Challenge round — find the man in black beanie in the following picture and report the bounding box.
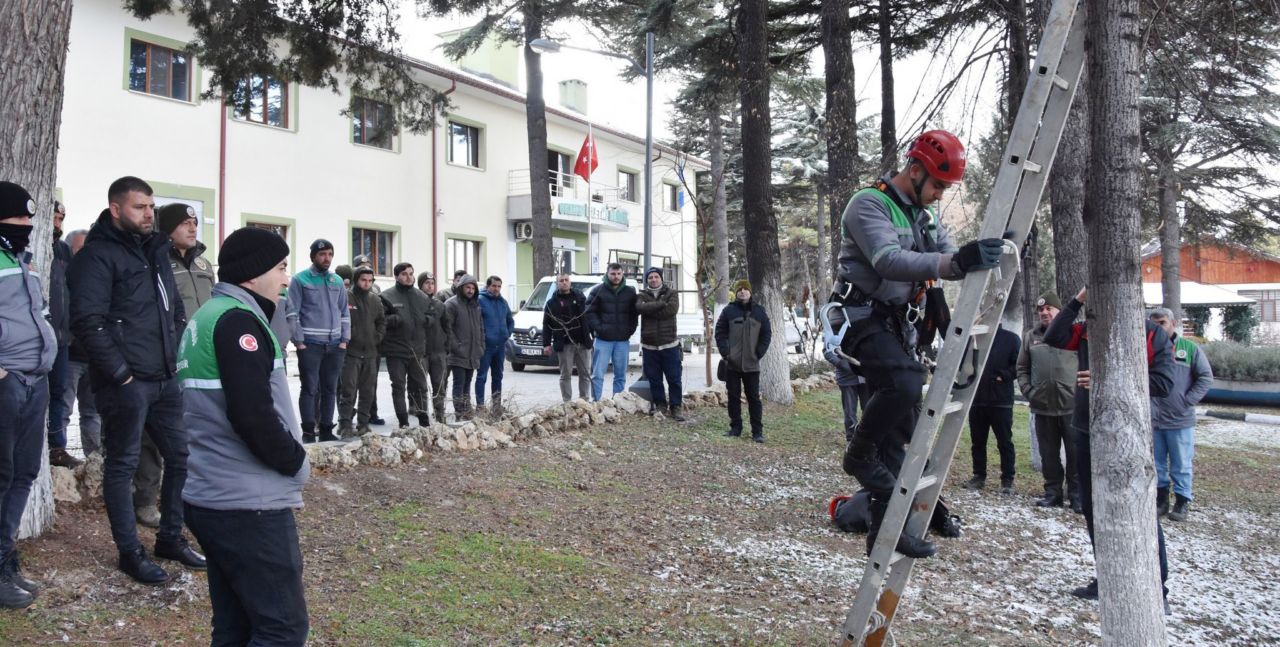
[285,239,349,442]
[179,226,310,646]
[70,176,205,585]
[0,181,57,609]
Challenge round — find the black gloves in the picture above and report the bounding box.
[955,238,1005,273]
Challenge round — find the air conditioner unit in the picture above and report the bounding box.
[515,222,534,240]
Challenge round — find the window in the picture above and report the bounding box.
[448,121,481,167]
[233,75,288,128]
[448,238,482,278]
[548,150,573,197]
[128,39,191,101]
[352,97,394,149]
[352,227,395,275]
[1242,289,1279,322]
[665,184,682,212]
[247,221,288,241]
[618,170,638,202]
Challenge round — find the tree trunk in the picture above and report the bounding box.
[0,0,75,539]
[1157,161,1181,320]
[815,183,829,293]
[738,0,793,404]
[878,0,896,176]
[1051,75,1090,298]
[710,112,730,306]
[524,6,554,282]
[822,0,857,277]
[1085,0,1169,643]
[1021,223,1039,326]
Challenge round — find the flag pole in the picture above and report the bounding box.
[586,118,594,273]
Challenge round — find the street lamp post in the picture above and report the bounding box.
[529,33,655,272]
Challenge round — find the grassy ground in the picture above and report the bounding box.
[2,390,1276,645]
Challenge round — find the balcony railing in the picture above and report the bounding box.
[508,169,630,228]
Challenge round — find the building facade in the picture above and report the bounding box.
[55,0,704,309]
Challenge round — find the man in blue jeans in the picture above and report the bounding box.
[1147,307,1213,521]
[475,276,513,413]
[0,181,58,608]
[586,263,638,401]
[287,239,350,443]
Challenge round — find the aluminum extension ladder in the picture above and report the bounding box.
[839,0,1087,644]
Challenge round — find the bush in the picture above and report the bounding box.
[1184,305,1211,337]
[1222,305,1259,345]
[1200,341,1280,382]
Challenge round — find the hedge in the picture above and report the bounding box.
[1199,341,1280,383]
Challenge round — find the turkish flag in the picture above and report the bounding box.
[573,133,598,182]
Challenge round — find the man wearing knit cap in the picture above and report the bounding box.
[636,267,687,421]
[70,176,204,585]
[334,264,353,290]
[380,262,434,428]
[179,226,310,646]
[0,181,57,608]
[714,279,771,442]
[286,239,349,442]
[337,267,385,437]
[1016,290,1080,511]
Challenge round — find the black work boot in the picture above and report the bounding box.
[0,576,33,609]
[317,424,340,442]
[1034,492,1064,508]
[337,422,355,439]
[842,438,897,493]
[866,500,936,559]
[119,546,171,585]
[961,476,985,490]
[155,537,207,570]
[2,552,38,595]
[301,422,317,444]
[669,406,688,422]
[417,412,432,428]
[1071,578,1098,600]
[1168,494,1190,521]
[1156,487,1170,517]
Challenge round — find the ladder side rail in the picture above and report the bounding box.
[839,1,1086,643]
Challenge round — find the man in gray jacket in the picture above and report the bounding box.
[287,239,350,442]
[1148,308,1213,521]
[445,274,484,420]
[178,227,309,646]
[1017,291,1081,511]
[0,181,57,609]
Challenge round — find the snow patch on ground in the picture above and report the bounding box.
[1196,417,1280,452]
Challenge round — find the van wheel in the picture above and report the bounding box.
[513,363,526,372]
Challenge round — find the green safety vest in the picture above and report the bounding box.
[177,295,283,390]
[1172,336,1197,366]
[852,187,941,244]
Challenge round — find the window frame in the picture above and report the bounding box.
[350,95,397,151]
[231,75,293,130]
[446,234,486,279]
[348,221,401,277]
[617,168,639,204]
[664,183,682,212]
[446,118,485,170]
[123,28,200,104]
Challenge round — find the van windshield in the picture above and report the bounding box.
[523,281,597,310]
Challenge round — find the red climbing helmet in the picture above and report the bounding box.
[906,129,967,184]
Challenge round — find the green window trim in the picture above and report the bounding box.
[241,213,297,271]
[149,181,218,258]
[122,27,203,105]
[347,220,403,277]
[444,114,486,170]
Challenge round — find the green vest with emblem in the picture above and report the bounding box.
[178,296,283,389]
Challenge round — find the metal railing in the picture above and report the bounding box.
[507,169,625,204]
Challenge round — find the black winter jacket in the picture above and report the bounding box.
[636,285,679,347]
[69,213,185,386]
[1043,297,1175,432]
[542,288,592,351]
[49,238,72,347]
[715,299,771,373]
[380,283,435,359]
[973,326,1020,406]
[585,279,638,342]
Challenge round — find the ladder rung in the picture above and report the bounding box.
[889,551,908,566]
[970,324,990,335]
[1024,160,1043,173]
[943,400,964,415]
[915,474,938,491]
[1052,74,1070,90]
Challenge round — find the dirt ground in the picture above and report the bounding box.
[2,390,1277,646]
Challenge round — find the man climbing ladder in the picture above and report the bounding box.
[833,129,1006,559]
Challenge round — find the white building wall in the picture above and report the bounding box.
[56,0,703,308]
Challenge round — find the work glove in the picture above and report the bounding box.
[954,238,1005,273]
